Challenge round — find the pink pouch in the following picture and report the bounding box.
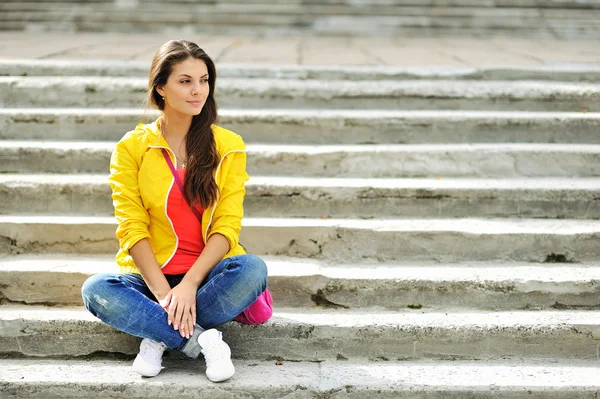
[233,288,273,325]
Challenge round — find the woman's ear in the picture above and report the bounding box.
[156,86,165,97]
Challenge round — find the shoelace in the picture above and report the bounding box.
[142,341,165,360]
[201,342,227,362]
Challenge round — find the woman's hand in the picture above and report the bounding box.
[159,280,198,339]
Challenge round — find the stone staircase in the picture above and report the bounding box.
[2,0,600,38]
[1,59,600,397]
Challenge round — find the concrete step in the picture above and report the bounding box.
[1,215,598,263]
[3,305,600,360]
[0,3,568,15]
[1,0,107,3]
[2,108,599,144]
[172,0,600,8]
[3,4,598,19]
[2,254,600,310]
[1,77,598,111]
[2,0,600,8]
[1,7,599,39]
[5,21,594,40]
[4,1,600,13]
[2,174,600,219]
[4,141,600,178]
[3,59,600,82]
[2,358,600,399]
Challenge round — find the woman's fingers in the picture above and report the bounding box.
[192,303,196,327]
[178,304,189,338]
[186,309,194,339]
[167,299,177,328]
[165,283,198,339]
[179,305,195,339]
[173,300,185,333]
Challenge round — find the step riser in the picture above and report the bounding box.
[1,78,598,111]
[1,382,598,399]
[2,221,599,263]
[3,19,600,41]
[3,384,598,399]
[3,3,600,14]
[3,61,600,82]
[4,147,600,178]
[2,270,600,311]
[1,0,599,7]
[2,111,599,144]
[3,181,600,219]
[3,360,600,399]
[2,316,599,361]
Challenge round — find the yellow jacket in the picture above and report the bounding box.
[108,120,249,274]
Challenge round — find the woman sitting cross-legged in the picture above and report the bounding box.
[81,39,271,382]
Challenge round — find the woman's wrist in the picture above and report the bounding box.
[153,289,170,302]
[181,272,205,289]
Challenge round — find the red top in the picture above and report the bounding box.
[161,168,205,275]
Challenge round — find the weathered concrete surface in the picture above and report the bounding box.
[1,216,600,262]
[2,254,600,311]
[4,142,600,178]
[3,306,600,360]
[0,358,321,399]
[1,77,599,111]
[1,32,600,67]
[0,216,119,255]
[244,176,600,219]
[2,3,600,39]
[2,174,600,219]
[2,358,600,399]
[246,144,600,178]
[2,109,599,144]
[2,59,600,82]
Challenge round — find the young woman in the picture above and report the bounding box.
[81,39,269,382]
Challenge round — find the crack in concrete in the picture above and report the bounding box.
[213,40,239,63]
[552,302,600,310]
[544,253,577,263]
[310,289,349,309]
[296,38,304,66]
[6,238,116,254]
[0,296,68,307]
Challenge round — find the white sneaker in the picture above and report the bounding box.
[198,329,235,382]
[132,338,167,377]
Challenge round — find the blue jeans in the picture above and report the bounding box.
[81,254,267,358]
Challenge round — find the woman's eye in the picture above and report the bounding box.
[180,78,208,84]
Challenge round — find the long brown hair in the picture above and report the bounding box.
[146,39,219,209]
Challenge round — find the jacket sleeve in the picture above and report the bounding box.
[207,147,250,252]
[108,134,151,252]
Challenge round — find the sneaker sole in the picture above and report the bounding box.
[206,365,235,383]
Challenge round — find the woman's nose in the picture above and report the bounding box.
[191,82,200,95]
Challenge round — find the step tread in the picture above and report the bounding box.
[3,75,600,91]
[4,140,600,153]
[3,173,600,190]
[4,305,600,327]
[2,253,600,281]
[2,58,600,80]
[1,215,599,233]
[2,357,600,394]
[2,107,599,119]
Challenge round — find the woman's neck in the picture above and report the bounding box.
[161,109,192,140]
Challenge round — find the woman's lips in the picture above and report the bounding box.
[187,101,202,106]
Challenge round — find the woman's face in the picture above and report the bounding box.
[157,57,210,116]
